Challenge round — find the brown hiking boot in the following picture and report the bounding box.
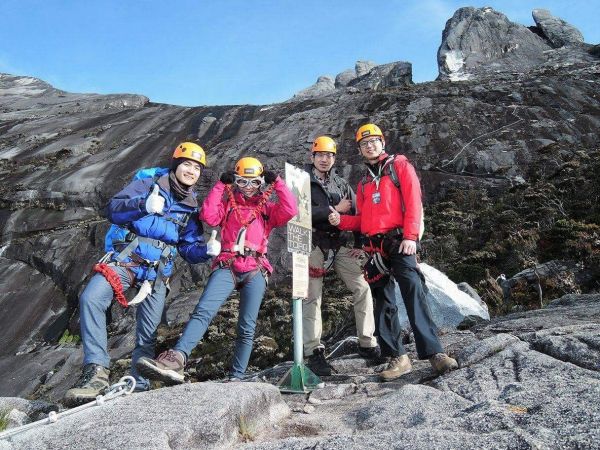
[136,349,186,385]
[429,353,458,374]
[64,364,110,406]
[380,354,412,381]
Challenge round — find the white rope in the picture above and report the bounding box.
[0,376,136,441]
[325,336,358,359]
[440,105,524,168]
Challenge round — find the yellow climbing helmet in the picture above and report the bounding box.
[312,136,337,154]
[355,124,384,143]
[235,157,263,177]
[172,142,206,166]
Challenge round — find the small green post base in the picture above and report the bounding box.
[277,363,323,393]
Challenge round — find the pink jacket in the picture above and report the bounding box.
[200,176,297,274]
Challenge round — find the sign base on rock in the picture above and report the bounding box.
[277,363,323,394]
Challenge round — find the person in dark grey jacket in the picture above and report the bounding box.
[303,136,378,376]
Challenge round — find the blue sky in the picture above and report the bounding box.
[1,1,598,106]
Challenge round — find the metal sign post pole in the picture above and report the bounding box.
[292,297,304,366]
[277,163,323,393]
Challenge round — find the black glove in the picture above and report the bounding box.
[263,170,278,184]
[220,171,235,184]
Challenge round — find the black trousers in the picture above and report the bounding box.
[370,252,443,359]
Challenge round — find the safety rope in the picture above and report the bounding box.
[0,376,136,441]
[93,263,129,307]
[224,184,274,229]
[325,336,359,359]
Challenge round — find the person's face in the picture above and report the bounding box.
[358,137,384,162]
[311,151,336,173]
[235,175,262,197]
[175,159,202,186]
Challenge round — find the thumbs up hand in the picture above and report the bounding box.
[328,205,341,226]
[334,196,352,214]
[145,184,165,215]
[206,229,222,256]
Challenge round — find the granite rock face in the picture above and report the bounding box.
[295,60,407,98]
[291,75,335,100]
[347,61,412,90]
[2,382,290,449]
[438,7,551,80]
[532,8,585,48]
[437,7,595,81]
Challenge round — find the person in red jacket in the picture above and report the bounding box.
[328,123,457,380]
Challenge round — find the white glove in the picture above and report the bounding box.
[145,184,165,215]
[206,230,221,256]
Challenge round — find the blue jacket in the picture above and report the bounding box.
[106,173,210,281]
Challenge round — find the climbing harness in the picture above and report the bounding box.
[93,263,130,307]
[0,376,136,441]
[209,185,275,290]
[363,252,391,286]
[308,248,337,279]
[96,233,175,307]
[224,184,274,255]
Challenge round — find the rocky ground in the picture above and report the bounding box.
[1,293,598,449]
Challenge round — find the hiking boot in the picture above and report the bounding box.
[357,345,381,360]
[136,349,186,385]
[223,376,242,383]
[380,354,412,381]
[306,348,334,377]
[429,353,458,374]
[64,364,110,406]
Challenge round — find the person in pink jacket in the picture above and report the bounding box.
[137,156,297,383]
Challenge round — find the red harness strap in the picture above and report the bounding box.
[309,266,327,278]
[363,239,388,257]
[364,271,387,284]
[93,263,129,307]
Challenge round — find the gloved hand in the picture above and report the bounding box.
[220,171,235,184]
[206,230,221,256]
[263,170,278,184]
[145,184,165,215]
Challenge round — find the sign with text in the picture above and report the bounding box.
[285,163,311,255]
[292,252,309,298]
[286,163,311,299]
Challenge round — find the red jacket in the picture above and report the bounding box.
[338,153,423,240]
[200,177,297,274]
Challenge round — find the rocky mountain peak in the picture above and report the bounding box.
[292,59,411,100]
[532,8,585,48]
[437,7,594,81]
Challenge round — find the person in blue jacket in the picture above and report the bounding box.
[64,142,219,405]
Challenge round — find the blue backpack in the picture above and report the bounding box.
[103,167,170,252]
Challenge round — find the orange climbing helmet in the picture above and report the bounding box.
[235,157,263,177]
[355,124,384,143]
[172,142,207,166]
[312,136,337,154]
